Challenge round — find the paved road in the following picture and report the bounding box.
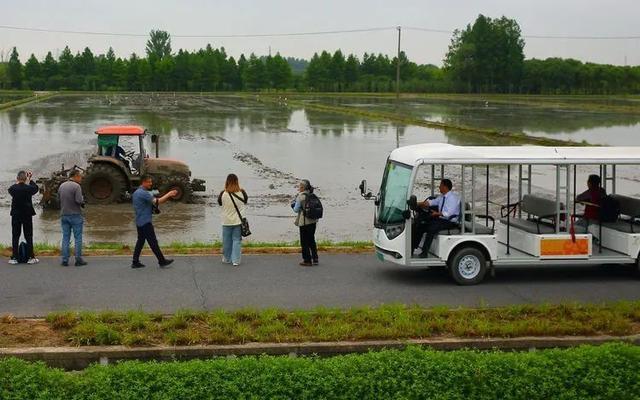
[1,254,639,316]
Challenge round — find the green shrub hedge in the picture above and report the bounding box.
[1,344,639,399]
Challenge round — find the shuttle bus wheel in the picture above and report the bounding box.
[449,247,487,285]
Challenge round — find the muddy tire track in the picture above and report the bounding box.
[233,152,300,188]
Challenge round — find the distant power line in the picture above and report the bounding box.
[520,34,640,40]
[1,23,639,40]
[0,24,395,38]
[404,26,640,40]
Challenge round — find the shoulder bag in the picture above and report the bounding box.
[229,192,251,237]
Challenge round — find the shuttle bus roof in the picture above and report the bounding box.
[389,143,640,166]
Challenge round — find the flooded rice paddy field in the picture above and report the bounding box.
[0,93,639,245]
[304,96,640,145]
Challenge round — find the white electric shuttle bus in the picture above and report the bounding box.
[360,143,640,285]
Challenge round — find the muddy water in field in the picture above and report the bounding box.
[0,94,449,245]
[1,94,640,247]
[307,96,640,145]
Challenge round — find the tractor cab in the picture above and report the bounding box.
[95,125,147,175]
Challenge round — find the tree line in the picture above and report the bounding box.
[1,19,639,94]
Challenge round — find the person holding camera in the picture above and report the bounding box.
[291,179,319,267]
[131,175,178,269]
[8,170,39,265]
[58,169,87,267]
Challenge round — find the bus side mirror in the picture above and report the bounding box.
[359,179,373,200]
[151,134,158,143]
[407,195,417,210]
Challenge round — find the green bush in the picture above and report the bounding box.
[1,344,639,399]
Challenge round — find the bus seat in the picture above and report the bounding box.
[444,202,495,235]
[602,194,640,233]
[500,194,560,234]
[445,222,494,235]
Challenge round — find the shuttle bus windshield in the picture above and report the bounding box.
[377,160,412,226]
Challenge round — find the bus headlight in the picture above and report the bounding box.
[384,223,405,240]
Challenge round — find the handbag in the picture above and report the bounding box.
[229,191,251,237]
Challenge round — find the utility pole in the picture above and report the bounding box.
[395,26,401,102]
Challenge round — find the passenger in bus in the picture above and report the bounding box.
[413,179,461,258]
[576,174,606,226]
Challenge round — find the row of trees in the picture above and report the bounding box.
[442,15,640,94]
[2,20,639,94]
[1,44,292,91]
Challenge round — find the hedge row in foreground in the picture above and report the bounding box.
[1,344,639,399]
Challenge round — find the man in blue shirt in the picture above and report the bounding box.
[413,179,461,258]
[131,175,178,268]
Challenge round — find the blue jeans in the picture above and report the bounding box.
[222,225,242,263]
[61,214,83,262]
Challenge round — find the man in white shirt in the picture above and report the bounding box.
[414,179,461,258]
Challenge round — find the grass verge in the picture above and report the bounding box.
[416,93,640,114]
[0,240,373,257]
[0,91,57,111]
[1,344,639,399]
[1,302,640,348]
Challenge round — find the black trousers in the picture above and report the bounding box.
[11,216,34,259]
[133,223,166,263]
[413,218,458,255]
[299,223,318,263]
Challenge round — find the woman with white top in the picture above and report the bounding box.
[217,174,248,266]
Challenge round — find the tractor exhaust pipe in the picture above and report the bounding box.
[151,134,159,158]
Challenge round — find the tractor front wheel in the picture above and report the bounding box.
[159,175,193,202]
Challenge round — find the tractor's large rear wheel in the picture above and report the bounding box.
[159,175,193,203]
[82,164,127,204]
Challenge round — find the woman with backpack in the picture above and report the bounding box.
[291,179,320,266]
[217,174,248,267]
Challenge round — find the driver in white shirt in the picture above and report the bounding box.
[413,178,461,258]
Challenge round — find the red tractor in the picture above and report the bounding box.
[40,125,205,208]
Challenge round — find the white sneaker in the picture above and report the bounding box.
[8,259,18,265]
[222,257,231,264]
[27,258,39,265]
[232,262,239,267]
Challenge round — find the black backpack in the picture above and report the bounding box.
[17,241,29,263]
[599,195,620,223]
[303,193,323,220]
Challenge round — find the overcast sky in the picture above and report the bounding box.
[2,0,639,66]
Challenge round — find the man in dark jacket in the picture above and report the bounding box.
[8,170,39,264]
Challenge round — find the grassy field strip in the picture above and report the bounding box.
[1,344,639,398]
[259,95,590,146]
[2,302,639,348]
[414,93,640,114]
[0,91,57,111]
[1,240,373,257]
